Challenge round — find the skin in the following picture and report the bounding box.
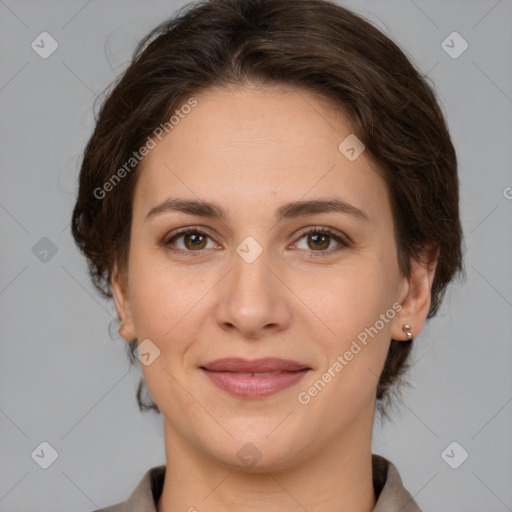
[112,83,437,512]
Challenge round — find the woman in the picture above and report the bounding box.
[71,0,463,510]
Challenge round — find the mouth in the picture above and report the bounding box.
[200,357,311,399]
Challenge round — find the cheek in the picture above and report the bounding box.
[307,258,397,342]
[306,253,399,399]
[303,280,396,421]
[127,248,196,342]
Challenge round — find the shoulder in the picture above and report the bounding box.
[372,454,423,512]
[89,464,166,512]
[90,501,126,512]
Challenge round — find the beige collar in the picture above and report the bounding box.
[96,454,422,512]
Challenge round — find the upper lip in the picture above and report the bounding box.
[201,357,310,372]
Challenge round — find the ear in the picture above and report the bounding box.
[111,261,137,341]
[391,247,439,341]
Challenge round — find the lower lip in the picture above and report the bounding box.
[202,369,309,398]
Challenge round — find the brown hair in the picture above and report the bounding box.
[71,0,463,419]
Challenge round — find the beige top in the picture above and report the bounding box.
[93,454,422,511]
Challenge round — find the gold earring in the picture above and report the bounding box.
[402,324,413,341]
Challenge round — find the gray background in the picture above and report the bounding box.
[1,0,511,510]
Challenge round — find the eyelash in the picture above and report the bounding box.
[161,226,350,258]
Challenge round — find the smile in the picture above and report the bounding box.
[200,357,311,399]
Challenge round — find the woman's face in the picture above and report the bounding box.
[113,84,432,471]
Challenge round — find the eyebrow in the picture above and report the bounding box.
[145,197,369,222]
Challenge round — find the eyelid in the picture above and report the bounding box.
[292,225,351,246]
[289,226,350,257]
[162,225,221,253]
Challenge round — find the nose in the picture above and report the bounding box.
[213,243,292,340]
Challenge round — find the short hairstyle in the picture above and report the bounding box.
[71,0,464,419]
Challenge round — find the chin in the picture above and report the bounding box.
[199,427,312,474]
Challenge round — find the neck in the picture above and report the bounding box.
[156,415,376,512]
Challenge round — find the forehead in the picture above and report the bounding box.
[132,85,390,225]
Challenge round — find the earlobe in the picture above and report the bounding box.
[391,249,438,341]
[111,262,137,341]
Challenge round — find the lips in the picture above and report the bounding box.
[200,357,311,398]
[202,357,309,373]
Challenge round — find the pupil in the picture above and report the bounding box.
[187,233,204,247]
[310,233,328,249]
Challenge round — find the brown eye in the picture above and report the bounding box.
[183,232,207,250]
[293,227,350,257]
[163,228,216,254]
[307,232,331,251]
